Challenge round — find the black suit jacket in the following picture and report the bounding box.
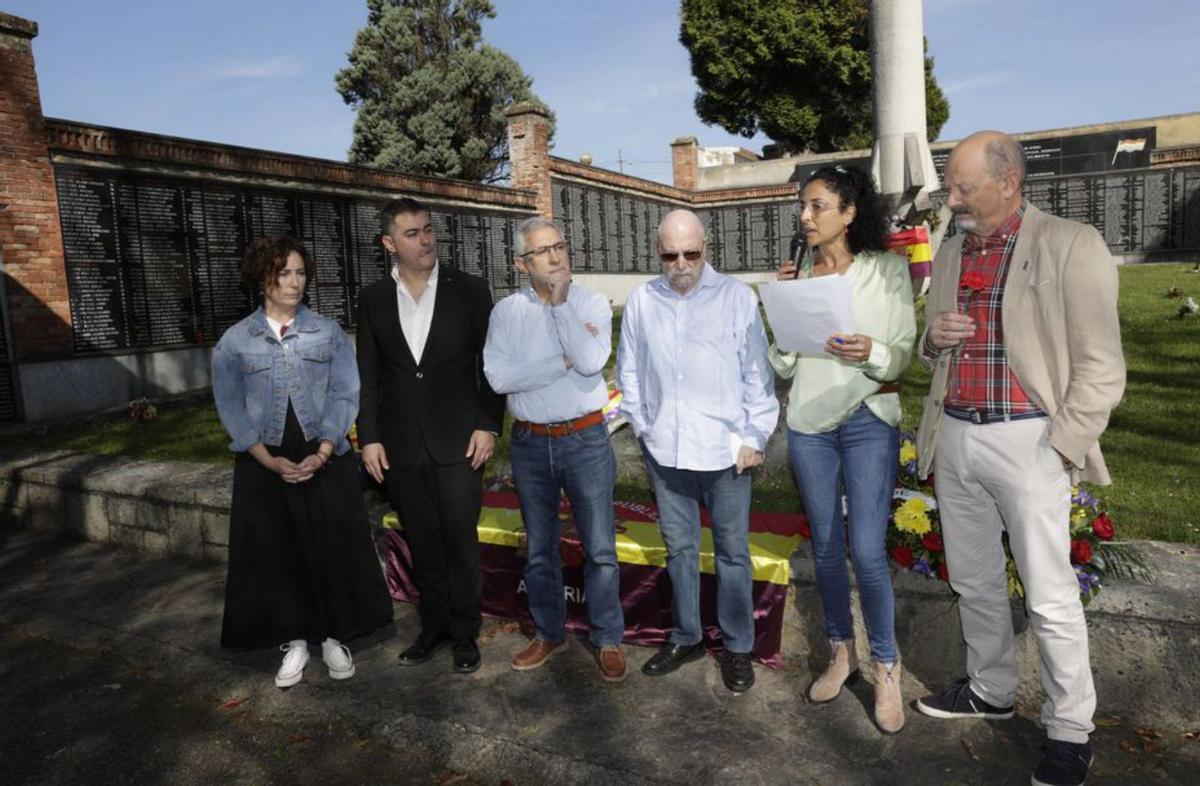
[356,265,504,469]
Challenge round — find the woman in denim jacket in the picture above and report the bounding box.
[212,235,391,689]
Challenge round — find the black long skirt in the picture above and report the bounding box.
[220,403,393,650]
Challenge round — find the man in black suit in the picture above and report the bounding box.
[356,197,504,673]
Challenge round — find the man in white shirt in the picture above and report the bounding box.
[483,217,626,682]
[356,197,504,674]
[616,209,779,692]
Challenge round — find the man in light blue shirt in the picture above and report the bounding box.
[616,209,779,693]
[483,217,627,682]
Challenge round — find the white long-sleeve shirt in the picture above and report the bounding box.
[616,263,779,471]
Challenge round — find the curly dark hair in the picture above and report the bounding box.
[240,235,313,294]
[803,165,888,255]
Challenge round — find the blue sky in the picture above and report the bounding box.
[8,0,1198,185]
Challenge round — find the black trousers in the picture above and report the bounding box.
[384,436,483,641]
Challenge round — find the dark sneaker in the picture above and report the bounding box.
[1032,740,1093,786]
[915,677,1015,720]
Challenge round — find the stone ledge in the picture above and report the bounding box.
[2,447,1196,729]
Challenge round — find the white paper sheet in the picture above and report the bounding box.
[758,275,855,355]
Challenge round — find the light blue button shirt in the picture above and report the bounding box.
[483,283,612,423]
[616,263,779,471]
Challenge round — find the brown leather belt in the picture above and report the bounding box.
[876,382,903,395]
[514,410,605,438]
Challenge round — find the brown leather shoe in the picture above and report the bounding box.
[511,638,565,671]
[597,645,627,682]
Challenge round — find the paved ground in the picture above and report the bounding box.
[1,529,1196,786]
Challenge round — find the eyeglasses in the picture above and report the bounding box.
[520,241,567,259]
[659,250,703,263]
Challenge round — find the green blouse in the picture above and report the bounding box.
[767,250,917,434]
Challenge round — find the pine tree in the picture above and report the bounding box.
[336,0,553,182]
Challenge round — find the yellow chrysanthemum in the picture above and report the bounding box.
[893,497,932,535]
[899,441,918,465]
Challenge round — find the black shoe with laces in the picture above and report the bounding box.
[452,638,482,674]
[397,631,451,666]
[720,651,755,693]
[915,677,1015,720]
[1032,739,1093,786]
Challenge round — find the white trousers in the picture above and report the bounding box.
[935,415,1095,743]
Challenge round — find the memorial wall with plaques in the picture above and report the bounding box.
[552,177,798,275]
[0,311,15,422]
[938,165,1200,255]
[54,164,531,353]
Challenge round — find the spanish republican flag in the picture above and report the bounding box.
[1111,138,1146,165]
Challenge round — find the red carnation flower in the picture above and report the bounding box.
[1091,513,1115,541]
[891,545,915,568]
[961,271,988,292]
[1069,538,1093,566]
[938,562,949,582]
[921,532,944,552]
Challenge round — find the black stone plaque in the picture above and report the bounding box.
[933,127,1157,180]
[54,164,532,352]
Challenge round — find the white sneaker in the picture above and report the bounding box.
[275,640,309,688]
[322,638,356,680]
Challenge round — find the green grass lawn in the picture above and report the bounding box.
[896,263,1200,544]
[6,264,1197,543]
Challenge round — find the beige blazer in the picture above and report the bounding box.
[916,204,1126,485]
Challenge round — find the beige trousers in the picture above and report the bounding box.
[935,415,1095,743]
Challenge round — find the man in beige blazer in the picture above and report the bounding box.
[914,131,1124,786]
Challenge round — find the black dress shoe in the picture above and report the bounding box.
[452,639,481,674]
[720,651,755,693]
[641,641,706,676]
[397,631,451,666]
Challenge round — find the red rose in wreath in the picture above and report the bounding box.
[921,532,943,552]
[1069,538,1093,566]
[1091,513,1115,541]
[937,562,949,582]
[891,545,915,568]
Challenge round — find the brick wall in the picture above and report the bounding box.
[0,13,72,361]
[670,136,699,191]
[506,102,553,218]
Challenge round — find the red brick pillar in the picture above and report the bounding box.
[505,102,553,218]
[670,136,699,192]
[0,12,72,360]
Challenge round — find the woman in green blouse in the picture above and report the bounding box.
[772,165,916,733]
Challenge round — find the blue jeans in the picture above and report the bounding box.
[509,422,624,647]
[642,446,754,654]
[787,404,899,662]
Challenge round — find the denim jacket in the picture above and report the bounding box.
[211,305,359,455]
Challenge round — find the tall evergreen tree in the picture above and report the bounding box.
[680,0,949,154]
[336,0,552,183]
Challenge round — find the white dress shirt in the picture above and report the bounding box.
[483,283,611,423]
[390,263,438,364]
[616,262,779,471]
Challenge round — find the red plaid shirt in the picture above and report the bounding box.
[942,205,1041,414]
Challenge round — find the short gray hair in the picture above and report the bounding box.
[985,135,1026,187]
[514,216,562,257]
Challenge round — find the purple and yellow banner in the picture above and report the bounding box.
[383,491,807,668]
